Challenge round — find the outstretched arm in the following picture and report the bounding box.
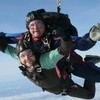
[5,45,19,61]
[0,33,19,61]
[74,33,96,51]
[0,32,24,44]
[74,23,100,51]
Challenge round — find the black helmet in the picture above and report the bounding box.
[26,9,45,29]
[16,39,33,55]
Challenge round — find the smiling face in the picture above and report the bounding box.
[19,49,36,68]
[28,20,45,39]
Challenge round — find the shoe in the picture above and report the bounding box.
[89,23,100,41]
[84,55,100,64]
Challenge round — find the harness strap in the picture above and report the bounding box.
[55,65,71,80]
[55,65,61,78]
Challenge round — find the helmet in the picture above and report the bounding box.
[26,9,45,29]
[16,39,33,55]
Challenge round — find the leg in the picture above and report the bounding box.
[67,80,95,99]
[84,55,100,64]
[72,61,100,82]
[83,80,95,98]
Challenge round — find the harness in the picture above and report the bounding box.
[22,9,78,53]
[19,58,75,95]
[19,10,77,95]
[23,31,54,54]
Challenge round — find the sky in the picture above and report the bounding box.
[0,0,100,77]
[0,0,100,99]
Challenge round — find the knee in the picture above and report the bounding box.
[87,93,95,99]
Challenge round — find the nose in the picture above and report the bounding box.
[33,24,38,29]
[29,24,38,30]
[24,55,29,60]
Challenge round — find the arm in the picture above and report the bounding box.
[0,32,24,44]
[74,23,100,51]
[5,45,19,61]
[73,33,96,51]
[0,33,20,60]
[40,48,63,69]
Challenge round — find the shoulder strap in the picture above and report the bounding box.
[23,31,32,42]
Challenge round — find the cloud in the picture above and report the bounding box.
[0,84,100,100]
[0,91,87,100]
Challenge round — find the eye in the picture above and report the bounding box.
[19,54,25,58]
[29,23,35,27]
[28,52,34,57]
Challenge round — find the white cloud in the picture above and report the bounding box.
[0,82,100,100]
[0,91,90,100]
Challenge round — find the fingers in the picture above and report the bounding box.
[91,26,96,32]
[96,23,100,29]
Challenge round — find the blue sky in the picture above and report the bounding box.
[0,0,100,80]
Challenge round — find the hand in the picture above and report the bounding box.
[52,27,71,41]
[0,32,7,52]
[89,23,100,41]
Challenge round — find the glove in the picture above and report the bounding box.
[0,32,7,52]
[52,27,71,41]
[58,39,73,56]
[89,23,100,41]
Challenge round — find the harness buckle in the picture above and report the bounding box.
[42,38,50,50]
[61,89,68,96]
[36,67,42,72]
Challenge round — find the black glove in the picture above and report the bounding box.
[52,26,71,41]
[0,32,7,52]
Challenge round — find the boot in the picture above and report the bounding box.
[84,55,100,64]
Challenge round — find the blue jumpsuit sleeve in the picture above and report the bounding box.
[73,33,96,51]
[0,32,24,44]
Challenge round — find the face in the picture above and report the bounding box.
[28,20,45,38]
[19,49,36,68]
